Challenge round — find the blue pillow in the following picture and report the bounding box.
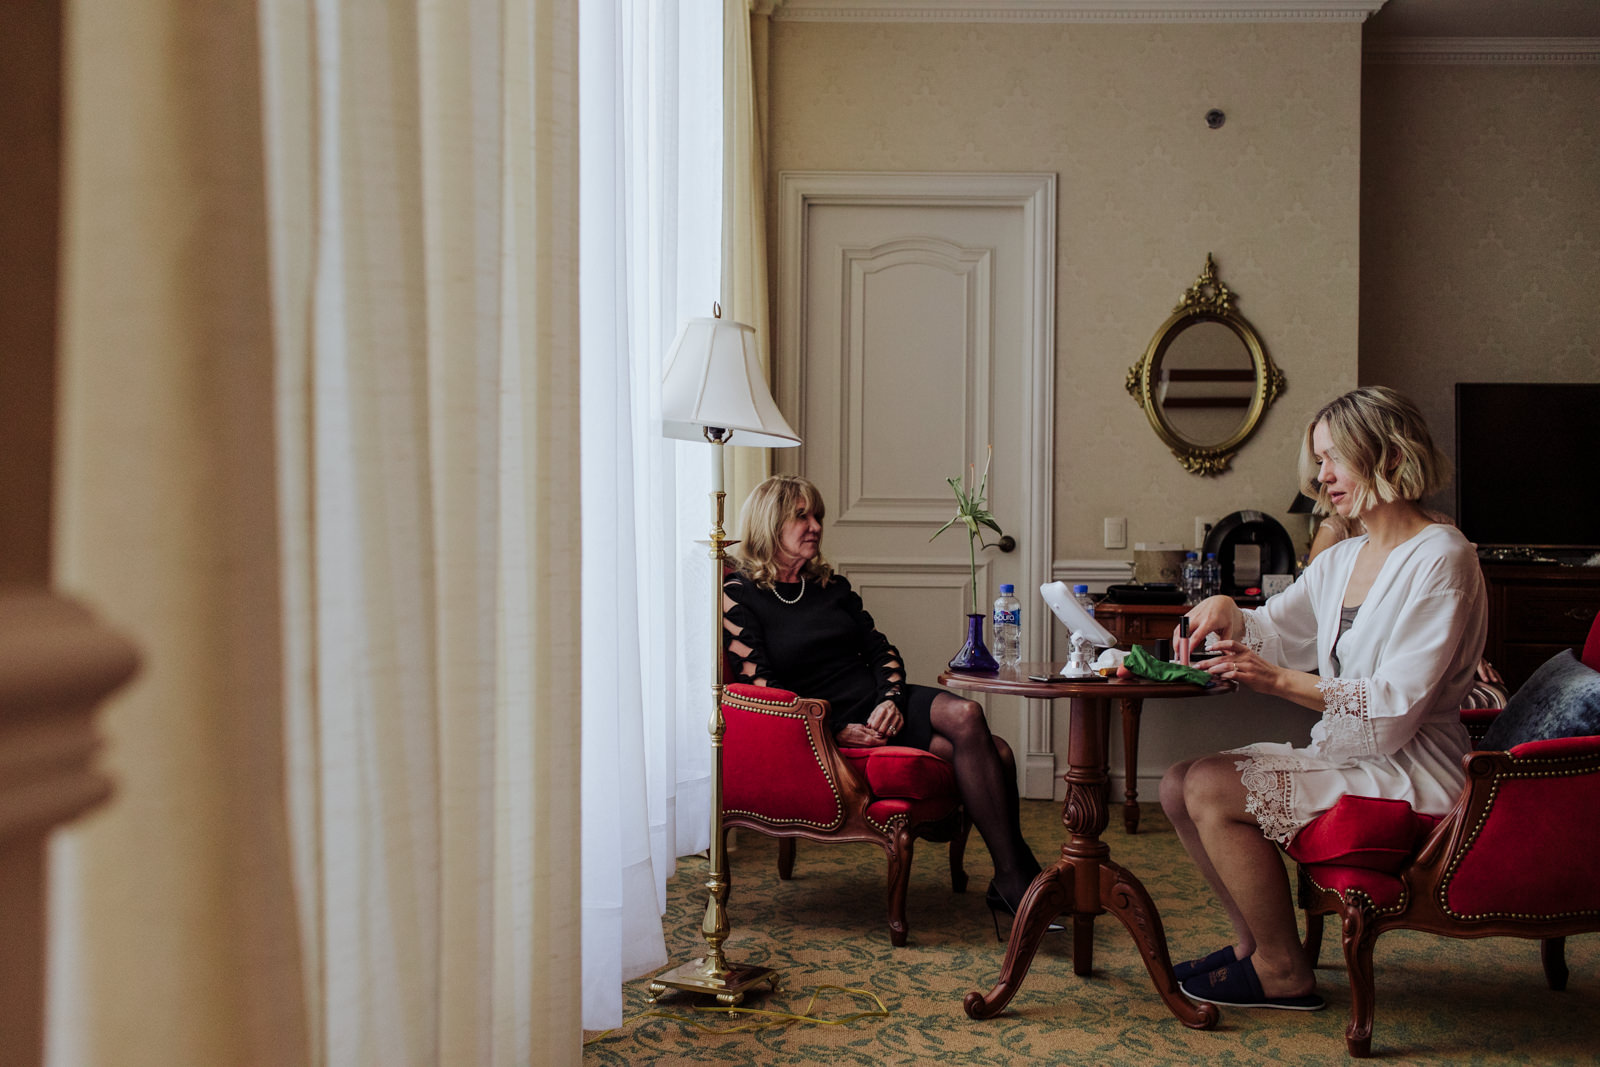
[1481,649,1600,750]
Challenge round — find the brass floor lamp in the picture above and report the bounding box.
[648,306,800,1006]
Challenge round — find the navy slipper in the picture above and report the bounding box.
[1172,945,1237,983]
[1179,956,1326,1011]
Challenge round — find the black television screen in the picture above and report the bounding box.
[1454,382,1600,552]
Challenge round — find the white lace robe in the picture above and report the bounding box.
[1228,523,1487,844]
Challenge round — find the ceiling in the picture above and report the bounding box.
[772,0,1600,39]
[1366,0,1600,40]
[769,0,1600,58]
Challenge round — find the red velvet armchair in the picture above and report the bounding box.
[1286,610,1600,1057]
[719,682,971,946]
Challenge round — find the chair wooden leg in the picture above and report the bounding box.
[1339,903,1378,1058]
[948,811,971,894]
[885,826,914,947]
[777,837,796,880]
[1542,936,1569,991]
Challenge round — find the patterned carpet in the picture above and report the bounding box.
[585,800,1598,1065]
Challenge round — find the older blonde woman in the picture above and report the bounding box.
[1161,386,1487,1011]
[723,474,1047,925]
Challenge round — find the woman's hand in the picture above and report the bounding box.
[835,722,887,747]
[1475,659,1503,685]
[1176,594,1244,656]
[1200,639,1284,694]
[865,699,903,739]
[836,701,903,748]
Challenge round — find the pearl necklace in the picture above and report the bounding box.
[773,575,806,604]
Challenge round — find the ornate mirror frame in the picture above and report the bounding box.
[1125,254,1285,476]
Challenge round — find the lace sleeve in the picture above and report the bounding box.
[721,574,778,689]
[1241,609,1267,653]
[1312,676,1379,759]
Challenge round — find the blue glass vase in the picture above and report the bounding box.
[948,613,1000,673]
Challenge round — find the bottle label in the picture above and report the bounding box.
[993,608,1019,627]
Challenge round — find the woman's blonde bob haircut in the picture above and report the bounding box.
[732,474,836,588]
[1298,385,1450,519]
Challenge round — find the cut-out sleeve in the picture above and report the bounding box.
[721,573,779,689]
[840,585,907,711]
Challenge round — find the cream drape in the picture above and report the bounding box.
[722,0,778,516]
[49,1,583,1064]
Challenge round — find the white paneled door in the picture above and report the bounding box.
[775,172,1058,797]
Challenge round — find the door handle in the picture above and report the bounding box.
[997,535,1016,553]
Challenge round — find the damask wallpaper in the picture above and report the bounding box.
[766,20,1363,561]
[1361,62,1600,518]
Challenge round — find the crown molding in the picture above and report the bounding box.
[772,0,1384,23]
[1364,36,1600,65]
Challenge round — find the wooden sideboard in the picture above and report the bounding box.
[1094,601,1188,651]
[1481,562,1600,692]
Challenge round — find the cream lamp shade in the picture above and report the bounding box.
[660,315,800,448]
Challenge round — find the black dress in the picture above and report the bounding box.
[722,569,941,750]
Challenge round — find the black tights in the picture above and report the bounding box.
[927,691,1041,902]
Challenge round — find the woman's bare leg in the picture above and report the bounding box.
[1160,757,1255,959]
[1169,755,1315,998]
[928,692,1040,902]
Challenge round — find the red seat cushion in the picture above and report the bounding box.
[1298,863,1411,912]
[1286,794,1440,873]
[841,746,958,802]
[865,795,962,827]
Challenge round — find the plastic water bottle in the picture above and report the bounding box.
[1203,552,1221,599]
[992,584,1022,666]
[1182,552,1203,605]
[1072,584,1096,621]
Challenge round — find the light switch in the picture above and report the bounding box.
[1104,517,1127,550]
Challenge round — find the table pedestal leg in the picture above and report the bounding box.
[962,860,1073,1019]
[964,695,1218,1030]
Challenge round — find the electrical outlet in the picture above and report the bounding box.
[1104,517,1127,549]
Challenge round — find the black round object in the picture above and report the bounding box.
[1202,510,1295,596]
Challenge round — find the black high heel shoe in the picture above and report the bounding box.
[985,880,1065,942]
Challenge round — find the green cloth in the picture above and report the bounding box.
[1123,644,1212,686]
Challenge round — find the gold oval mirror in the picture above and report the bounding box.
[1125,254,1285,475]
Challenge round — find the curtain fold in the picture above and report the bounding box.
[50,1,584,1064]
[722,0,777,516]
[49,2,310,1063]
[579,0,724,1032]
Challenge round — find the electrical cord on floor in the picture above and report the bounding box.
[583,984,889,1044]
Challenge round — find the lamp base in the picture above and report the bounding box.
[645,957,779,1007]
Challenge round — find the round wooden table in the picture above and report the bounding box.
[938,662,1232,1028]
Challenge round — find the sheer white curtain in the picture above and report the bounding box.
[49,1,584,1064]
[579,0,725,1031]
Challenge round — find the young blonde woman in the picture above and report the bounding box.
[722,474,1048,925]
[1161,386,1487,1011]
